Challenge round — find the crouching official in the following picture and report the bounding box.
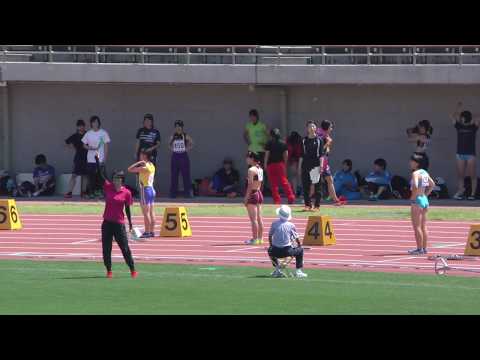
[268,205,308,278]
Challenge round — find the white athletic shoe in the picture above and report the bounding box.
[453,191,465,200]
[295,269,308,278]
[244,239,256,245]
[271,269,286,278]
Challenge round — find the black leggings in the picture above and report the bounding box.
[301,166,321,208]
[87,163,105,195]
[268,245,304,269]
[101,220,135,272]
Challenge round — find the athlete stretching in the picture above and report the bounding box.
[128,149,156,238]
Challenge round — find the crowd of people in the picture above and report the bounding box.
[0,102,479,207]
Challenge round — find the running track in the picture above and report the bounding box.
[1,214,480,276]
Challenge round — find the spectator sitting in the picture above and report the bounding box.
[32,154,56,197]
[209,158,240,198]
[365,158,392,201]
[333,159,361,201]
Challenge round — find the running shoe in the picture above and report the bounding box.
[369,195,378,201]
[32,191,41,197]
[255,239,264,245]
[467,195,476,201]
[423,248,428,254]
[295,269,308,278]
[313,207,320,212]
[271,269,286,278]
[244,239,256,245]
[408,248,424,255]
[64,192,73,199]
[106,271,113,279]
[131,271,138,279]
[148,232,155,238]
[139,233,150,239]
[453,191,465,200]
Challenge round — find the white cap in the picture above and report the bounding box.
[276,205,292,221]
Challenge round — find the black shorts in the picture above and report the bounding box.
[73,161,88,176]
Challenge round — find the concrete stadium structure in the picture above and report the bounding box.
[1,46,480,194]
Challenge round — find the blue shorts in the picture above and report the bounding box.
[140,185,156,206]
[456,154,475,161]
[411,195,429,209]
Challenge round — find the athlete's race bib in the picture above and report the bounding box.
[173,139,186,153]
[257,168,264,182]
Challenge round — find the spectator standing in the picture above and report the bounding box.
[135,113,161,192]
[64,119,88,198]
[264,128,295,205]
[450,102,479,200]
[82,116,111,199]
[406,119,433,170]
[169,120,194,198]
[286,131,303,196]
[244,109,269,192]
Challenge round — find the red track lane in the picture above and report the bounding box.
[0,215,479,277]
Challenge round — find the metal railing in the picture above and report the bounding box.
[1,45,480,65]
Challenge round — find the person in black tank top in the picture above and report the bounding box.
[169,120,195,198]
[450,102,480,200]
[298,121,323,210]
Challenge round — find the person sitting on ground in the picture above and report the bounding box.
[333,159,362,201]
[365,158,392,201]
[267,205,307,278]
[209,158,240,198]
[32,154,56,197]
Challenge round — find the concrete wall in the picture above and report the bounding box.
[6,82,480,193]
[8,83,282,192]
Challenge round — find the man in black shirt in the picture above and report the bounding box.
[451,102,480,200]
[135,114,161,163]
[298,121,324,210]
[64,119,88,198]
[135,113,161,194]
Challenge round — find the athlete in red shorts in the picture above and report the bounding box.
[244,151,265,245]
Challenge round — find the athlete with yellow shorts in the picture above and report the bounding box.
[128,150,156,238]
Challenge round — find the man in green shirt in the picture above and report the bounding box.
[244,109,270,194]
[244,109,269,157]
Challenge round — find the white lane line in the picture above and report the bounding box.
[226,246,261,253]
[70,239,99,244]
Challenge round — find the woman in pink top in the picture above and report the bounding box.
[95,153,137,279]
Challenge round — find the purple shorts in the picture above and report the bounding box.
[140,185,156,206]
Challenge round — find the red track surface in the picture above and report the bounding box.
[1,214,479,276]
